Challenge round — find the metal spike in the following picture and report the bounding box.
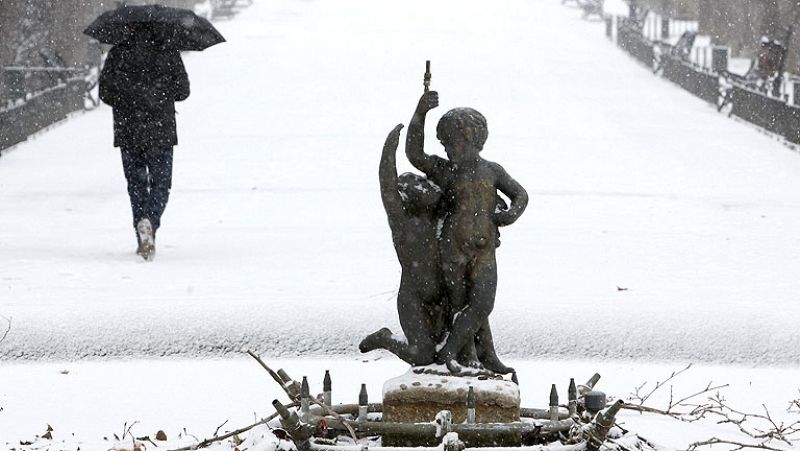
[466,386,476,424]
[568,378,578,417]
[549,384,559,423]
[300,376,310,416]
[323,370,332,406]
[549,384,558,406]
[358,384,369,422]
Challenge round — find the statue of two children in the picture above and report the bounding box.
[361,91,529,377]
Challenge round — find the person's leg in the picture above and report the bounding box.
[120,147,148,237]
[143,146,174,232]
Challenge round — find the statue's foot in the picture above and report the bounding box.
[457,356,483,370]
[445,359,500,378]
[482,361,515,375]
[478,354,515,375]
[445,358,465,375]
[359,327,393,353]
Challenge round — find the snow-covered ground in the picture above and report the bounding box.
[2,358,800,451]
[2,0,799,365]
[1,0,800,448]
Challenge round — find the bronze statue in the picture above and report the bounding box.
[359,124,442,366]
[360,73,529,377]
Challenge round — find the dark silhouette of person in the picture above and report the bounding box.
[99,25,190,260]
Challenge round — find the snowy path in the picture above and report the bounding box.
[1,0,800,364]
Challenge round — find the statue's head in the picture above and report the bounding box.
[436,107,488,156]
[398,172,442,212]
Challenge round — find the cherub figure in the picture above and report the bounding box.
[359,124,513,375]
[359,124,444,366]
[405,91,529,374]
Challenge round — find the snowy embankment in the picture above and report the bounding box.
[2,358,800,450]
[1,0,800,366]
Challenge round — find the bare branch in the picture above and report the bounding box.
[122,420,140,440]
[168,406,295,451]
[0,315,11,344]
[669,383,730,412]
[213,419,229,437]
[629,363,692,405]
[687,437,785,451]
[246,349,296,401]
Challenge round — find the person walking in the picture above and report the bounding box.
[99,25,190,261]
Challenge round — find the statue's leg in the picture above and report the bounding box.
[398,285,438,366]
[359,327,434,366]
[441,258,468,319]
[359,281,437,366]
[437,257,497,369]
[457,340,481,368]
[475,321,515,375]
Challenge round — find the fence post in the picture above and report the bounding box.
[794,79,800,107]
[711,46,729,74]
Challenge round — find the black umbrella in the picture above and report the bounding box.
[84,4,225,51]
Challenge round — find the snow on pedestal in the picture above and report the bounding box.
[382,367,520,446]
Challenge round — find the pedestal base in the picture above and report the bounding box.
[382,368,520,447]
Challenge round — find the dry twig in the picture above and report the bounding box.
[245,351,359,442]
[629,363,693,406]
[0,315,11,344]
[624,364,727,421]
[627,367,800,451]
[247,349,297,401]
[687,437,786,451]
[168,405,296,451]
[695,394,800,445]
[213,419,229,437]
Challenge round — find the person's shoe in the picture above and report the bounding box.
[136,218,155,261]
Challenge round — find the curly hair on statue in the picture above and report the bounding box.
[436,107,488,150]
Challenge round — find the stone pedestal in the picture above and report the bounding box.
[382,369,520,447]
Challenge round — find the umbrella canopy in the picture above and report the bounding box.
[84,4,225,51]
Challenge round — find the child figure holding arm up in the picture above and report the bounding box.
[406,91,529,374]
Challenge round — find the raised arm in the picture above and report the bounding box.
[380,124,406,231]
[492,163,529,227]
[405,91,445,175]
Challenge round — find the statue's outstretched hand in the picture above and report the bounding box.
[416,90,439,114]
[384,123,404,151]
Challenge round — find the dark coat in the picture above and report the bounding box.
[99,44,190,148]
